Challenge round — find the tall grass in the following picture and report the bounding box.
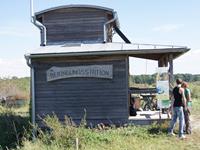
[191,98,200,116]
[20,117,200,150]
[189,82,200,115]
[0,105,30,149]
[190,81,200,99]
[1,104,200,150]
[0,81,200,150]
[20,114,114,150]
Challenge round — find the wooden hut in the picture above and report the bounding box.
[25,5,189,126]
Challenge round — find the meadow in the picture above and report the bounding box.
[0,80,200,150]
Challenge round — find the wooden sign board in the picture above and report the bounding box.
[47,65,113,82]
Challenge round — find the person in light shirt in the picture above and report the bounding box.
[181,81,192,134]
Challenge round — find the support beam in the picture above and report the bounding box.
[158,54,168,67]
[158,57,164,67]
[114,27,131,43]
[168,54,174,95]
[164,55,168,67]
[158,59,162,67]
[30,66,36,139]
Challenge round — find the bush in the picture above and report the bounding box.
[0,77,30,101]
[27,115,113,150]
[0,106,30,149]
[190,82,200,99]
[39,115,78,149]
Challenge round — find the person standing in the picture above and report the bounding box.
[168,78,187,139]
[181,81,192,134]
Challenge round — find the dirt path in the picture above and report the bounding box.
[191,115,200,130]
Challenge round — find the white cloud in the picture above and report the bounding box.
[0,58,30,77]
[152,24,184,33]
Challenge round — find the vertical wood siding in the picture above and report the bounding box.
[33,56,129,125]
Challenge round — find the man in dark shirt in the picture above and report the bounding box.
[168,78,187,139]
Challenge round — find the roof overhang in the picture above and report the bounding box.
[25,43,190,61]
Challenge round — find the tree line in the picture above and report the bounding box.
[130,74,200,85]
[0,74,199,97]
[0,77,30,100]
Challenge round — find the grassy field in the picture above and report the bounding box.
[20,120,200,150]
[0,82,200,150]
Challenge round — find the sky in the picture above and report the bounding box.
[0,0,200,77]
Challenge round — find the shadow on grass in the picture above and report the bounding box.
[147,121,169,135]
[0,112,30,150]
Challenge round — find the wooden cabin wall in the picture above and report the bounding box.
[32,55,129,126]
[37,8,113,45]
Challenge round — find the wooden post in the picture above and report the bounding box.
[158,58,164,67]
[76,138,79,150]
[164,55,168,67]
[168,54,174,95]
[158,55,168,67]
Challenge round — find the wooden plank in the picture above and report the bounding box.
[32,55,127,63]
[34,56,129,126]
[158,57,164,67]
[125,57,129,118]
[37,7,112,44]
[158,54,168,67]
[164,55,168,67]
[168,54,174,94]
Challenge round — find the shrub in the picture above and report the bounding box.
[190,82,200,99]
[31,115,113,150]
[0,106,30,149]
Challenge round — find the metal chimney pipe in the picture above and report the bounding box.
[30,0,34,21]
[30,0,47,46]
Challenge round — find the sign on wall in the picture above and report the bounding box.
[47,65,113,82]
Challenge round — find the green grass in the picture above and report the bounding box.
[190,81,200,99]
[19,120,200,150]
[191,98,200,115]
[1,103,200,150]
[0,105,30,149]
[0,81,200,150]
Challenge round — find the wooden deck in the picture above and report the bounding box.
[128,111,171,125]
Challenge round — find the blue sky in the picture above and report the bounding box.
[0,0,199,77]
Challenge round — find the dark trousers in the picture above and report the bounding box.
[184,108,192,134]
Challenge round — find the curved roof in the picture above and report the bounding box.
[35,4,114,16]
